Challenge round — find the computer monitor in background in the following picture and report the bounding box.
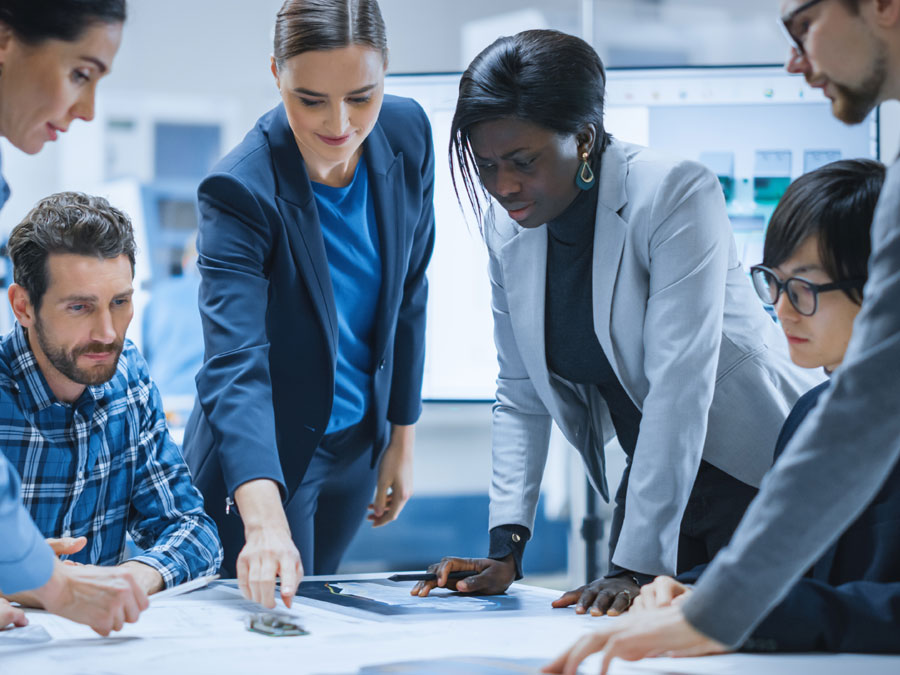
[385,66,879,401]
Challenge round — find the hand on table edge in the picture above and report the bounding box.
[0,598,27,629]
[410,555,516,597]
[542,605,729,675]
[8,559,149,636]
[552,574,641,617]
[629,575,692,614]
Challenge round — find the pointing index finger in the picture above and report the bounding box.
[280,558,301,608]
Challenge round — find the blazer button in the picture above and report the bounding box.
[511,533,521,543]
[378,359,386,371]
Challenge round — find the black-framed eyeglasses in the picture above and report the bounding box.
[750,265,864,316]
[779,0,828,55]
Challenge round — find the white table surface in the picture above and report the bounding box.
[2,573,899,675]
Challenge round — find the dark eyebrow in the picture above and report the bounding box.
[80,56,109,74]
[473,148,533,162]
[59,294,98,304]
[790,264,823,275]
[58,289,133,304]
[292,83,378,97]
[502,148,532,160]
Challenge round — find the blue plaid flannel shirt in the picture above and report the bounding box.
[0,324,222,588]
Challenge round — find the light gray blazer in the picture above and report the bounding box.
[484,139,823,576]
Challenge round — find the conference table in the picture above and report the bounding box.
[2,573,898,674]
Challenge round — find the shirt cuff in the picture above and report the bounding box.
[488,524,530,580]
[605,564,654,586]
[127,553,184,590]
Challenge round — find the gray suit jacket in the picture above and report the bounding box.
[485,139,822,576]
[682,159,900,647]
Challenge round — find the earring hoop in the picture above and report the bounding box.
[575,151,595,191]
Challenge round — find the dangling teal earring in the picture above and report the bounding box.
[575,151,595,190]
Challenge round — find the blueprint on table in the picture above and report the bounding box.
[294,579,560,620]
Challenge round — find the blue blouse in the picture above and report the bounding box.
[312,155,382,434]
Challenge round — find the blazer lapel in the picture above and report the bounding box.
[364,123,404,363]
[268,106,338,354]
[591,141,630,370]
[500,227,561,411]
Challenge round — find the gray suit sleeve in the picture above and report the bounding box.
[681,161,900,647]
[484,212,553,534]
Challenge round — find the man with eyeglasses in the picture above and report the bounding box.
[545,1,900,672]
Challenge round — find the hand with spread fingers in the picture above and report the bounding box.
[410,555,516,597]
[629,576,692,614]
[551,575,640,616]
[542,606,729,675]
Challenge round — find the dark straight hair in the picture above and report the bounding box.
[450,29,611,223]
[273,0,387,70]
[0,0,126,44]
[762,158,885,304]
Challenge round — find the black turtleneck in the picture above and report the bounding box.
[544,175,642,456]
[487,162,643,580]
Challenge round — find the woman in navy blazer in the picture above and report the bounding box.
[183,0,434,608]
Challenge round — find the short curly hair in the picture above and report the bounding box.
[7,192,136,312]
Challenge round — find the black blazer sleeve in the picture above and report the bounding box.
[677,566,900,653]
[745,579,900,653]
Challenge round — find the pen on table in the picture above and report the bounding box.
[388,570,479,583]
[151,574,220,602]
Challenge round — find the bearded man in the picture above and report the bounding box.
[0,192,221,605]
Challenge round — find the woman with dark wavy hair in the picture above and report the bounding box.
[414,29,820,616]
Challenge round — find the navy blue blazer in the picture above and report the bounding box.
[680,380,900,653]
[182,96,435,558]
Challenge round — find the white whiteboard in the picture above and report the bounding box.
[387,67,878,400]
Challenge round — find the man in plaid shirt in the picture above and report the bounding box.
[0,192,221,598]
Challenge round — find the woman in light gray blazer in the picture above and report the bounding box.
[412,29,821,614]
